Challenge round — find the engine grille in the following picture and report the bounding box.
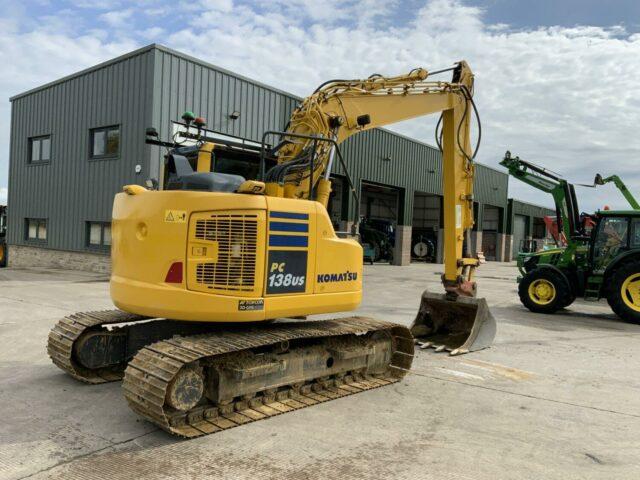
[194,214,258,292]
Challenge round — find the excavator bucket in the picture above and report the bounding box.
[410,289,496,355]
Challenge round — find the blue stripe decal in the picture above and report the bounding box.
[270,211,309,220]
[269,221,309,233]
[269,235,309,247]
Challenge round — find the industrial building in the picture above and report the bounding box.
[7,44,553,272]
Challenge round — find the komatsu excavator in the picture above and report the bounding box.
[47,62,495,438]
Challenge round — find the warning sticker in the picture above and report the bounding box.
[164,210,187,223]
[455,205,462,229]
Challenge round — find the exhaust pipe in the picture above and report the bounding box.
[410,289,496,355]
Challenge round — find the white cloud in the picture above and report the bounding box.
[1,0,640,213]
[0,188,6,205]
[140,26,165,40]
[99,8,133,28]
[199,0,233,12]
[67,0,123,8]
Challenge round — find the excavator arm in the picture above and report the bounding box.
[267,62,477,293]
[264,62,495,353]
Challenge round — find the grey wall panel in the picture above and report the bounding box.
[149,48,300,183]
[507,198,555,234]
[336,128,507,226]
[510,199,555,219]
[474,164,508,207]
[8,49,154,250]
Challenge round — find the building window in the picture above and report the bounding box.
[90,126,120,159]
[29,135,51,163]
[87,222,111,250]
[26,218,47,242]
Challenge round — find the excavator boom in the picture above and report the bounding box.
[269,63,475,287]
[265,62,495,353]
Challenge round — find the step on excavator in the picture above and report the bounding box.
[47,62,496,438]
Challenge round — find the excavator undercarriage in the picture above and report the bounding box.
[48,310,413,438]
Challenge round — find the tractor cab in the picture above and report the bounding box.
[589,210,640,274]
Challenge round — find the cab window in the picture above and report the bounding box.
[593,217,629,271]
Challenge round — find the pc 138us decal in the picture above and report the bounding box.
[266,250,307,294]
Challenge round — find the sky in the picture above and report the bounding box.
[1,0,640,211]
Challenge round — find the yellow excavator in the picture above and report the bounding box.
[47,61,495,438]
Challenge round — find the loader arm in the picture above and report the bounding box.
[268,62,477,293]
[500,152,583,244]
[594,174,640,210]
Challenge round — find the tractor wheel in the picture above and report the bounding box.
[518,268,571,314]
[607,261,640,324]
[561,292,576,309]
[0,241,6,268]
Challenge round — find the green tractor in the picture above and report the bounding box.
[501,152,640,323]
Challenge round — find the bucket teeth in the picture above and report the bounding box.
[410,289,496,355]
[450,348,469,356]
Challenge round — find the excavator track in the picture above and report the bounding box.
[46,310,230,384]
[47,310,147,384]
[123,317,414,438]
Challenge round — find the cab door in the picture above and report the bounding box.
[591,216,630,273]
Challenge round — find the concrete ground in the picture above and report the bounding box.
[1,262,639,480]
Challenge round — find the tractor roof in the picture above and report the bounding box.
[597,209,640,216]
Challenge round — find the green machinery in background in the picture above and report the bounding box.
[0,205,7,268]
[500,151,640,323]
[359,218,395,263]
